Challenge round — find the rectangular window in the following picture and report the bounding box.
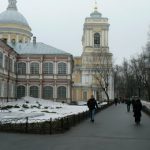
[83,91,87,100]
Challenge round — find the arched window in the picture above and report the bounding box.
[43,62,53,74]
[58,62,67,74]
[30,86,39,98]
[17,86,25,98]
[94,33,100,48]
[17,62,26,75]
[30,62,39,75]
[57,86,66,99]
[0,52,3,68]
[43,86,53,99]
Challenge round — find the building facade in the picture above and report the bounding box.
[72,5,114,101]
[0,0,73,103]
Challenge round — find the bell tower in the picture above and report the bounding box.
[82,1,110,53]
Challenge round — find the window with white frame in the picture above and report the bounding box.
[30,86,39,98]
[17,85,25,98]
[43,62,53,75]
[83,91,87,100]
[58,62,67,74]
[17,62,26,75]
[0,52,3,68]
[30,62,39,75]
[57,86,66,99]
[43,86,53,99]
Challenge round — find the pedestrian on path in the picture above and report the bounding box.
[87,95,98,122]
[133,99,142,125]
[114,97,118,106]
[126,98,131,112]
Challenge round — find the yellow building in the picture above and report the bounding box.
[72,4,114,102]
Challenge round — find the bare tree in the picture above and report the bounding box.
[92,51,113,101]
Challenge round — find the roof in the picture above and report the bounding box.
[8,42,71,55]
[0,0,30,27]
[0,10,29,27]
[90,10,102,18]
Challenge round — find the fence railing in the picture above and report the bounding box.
[0,102,113,134]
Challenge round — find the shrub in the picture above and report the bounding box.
[22,104,29,109]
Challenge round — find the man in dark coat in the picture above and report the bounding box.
[133,99,142,125]
[126,98,131,112]
[87,95,98,122]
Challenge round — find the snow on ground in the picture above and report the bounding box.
[0,97,89,122]
[141,100,150,109]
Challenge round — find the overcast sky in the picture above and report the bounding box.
[0,0,150,64]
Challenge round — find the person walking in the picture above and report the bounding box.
[114,97,118,106]
[133,99,142,125]
[126,98,131,112]
[87,95,98,122]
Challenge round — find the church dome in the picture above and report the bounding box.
[0,0,32,43]
[0,10,29,27]
[0,0,30,27]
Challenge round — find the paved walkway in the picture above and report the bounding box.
[0,104,150,150]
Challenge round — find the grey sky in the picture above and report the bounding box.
[0,0,150,64]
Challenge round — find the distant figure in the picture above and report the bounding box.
[126,98,131,112]
[114,98,118,106]
[87,95,98,122]
[131,98,136,112]
[133,99,142,125]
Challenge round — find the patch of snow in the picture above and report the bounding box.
[0,96,88,123]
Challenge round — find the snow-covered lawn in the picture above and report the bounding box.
[0,97,89,122]
[142,100,150,109]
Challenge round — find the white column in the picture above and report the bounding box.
[67,85,70,99]
[54,85,57,101]
[27,59,30,74]
[90,30,93,46]
[1,81,3,97]
[54,62,57,74]
[23,37,26,43]
[67,62,70,74]
[105,30,107,47]
[26,84,29,96]
[85,31,88,47]
[8,34,11,43]
[16,35,19,42]
[40,62,42,74]
[106,30,108,47]
[39,85,42,98]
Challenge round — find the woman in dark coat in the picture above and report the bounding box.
[133,99,142,125]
